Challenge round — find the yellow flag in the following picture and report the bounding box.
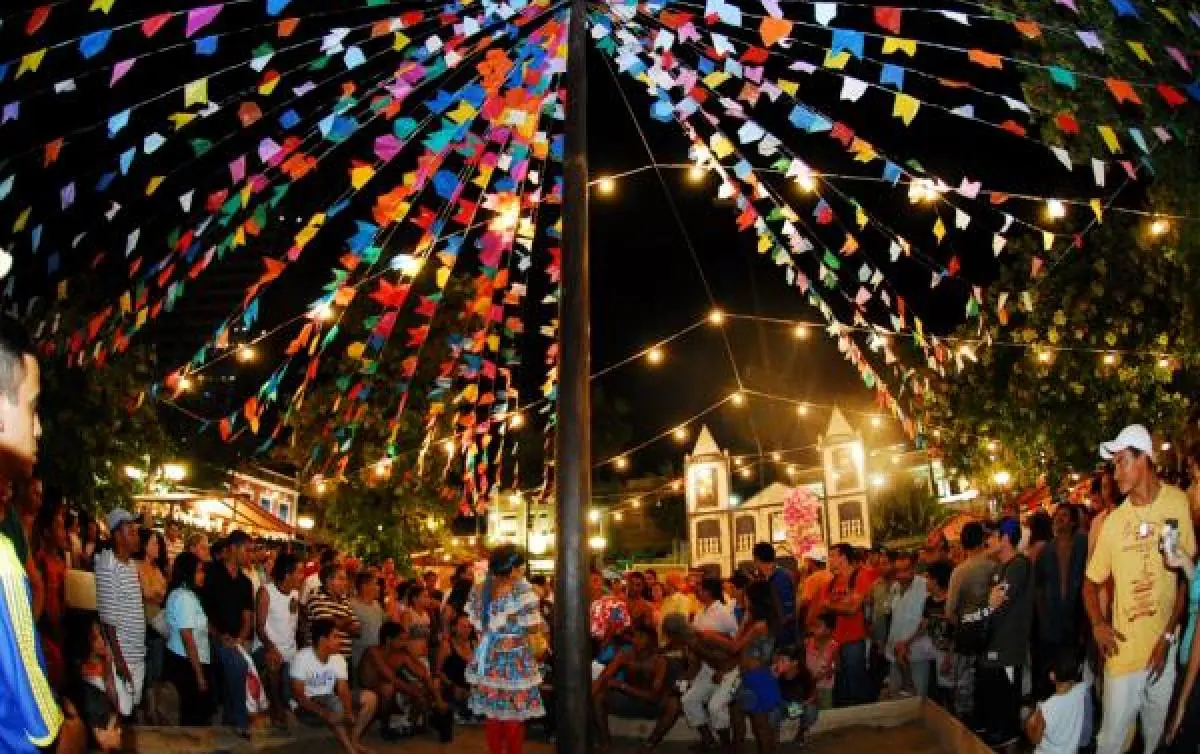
[1126,41,1151,63]
[17,49,47,78]
[822,50,851,69]
[436,266,451,289]
[1043,231,1054,250]
[855,205,868,228]
[145,176,164,196]
[184,78,208,107]
[892,93,920,125]
[932,217,946,243]
[757,234,772,254]
[346,342,366,360]
[169,112,197,130]
[90,0,116,12]
[14,207,31,233]
[135,308,148,329]
[849,138,877,163]
[1097,125,1121,154]
[350,165,374,189]
[393,32,411,51]
[1089,199,1103,222]
[703,72,730,89]
[1158,7,1181,26]
[777,79,799,97]
[882,37,917,56]
[487,334,500,352]
[259,75,280,96]
[710,133,734,159]
[446,100,477,125]
[233,226,246,248]
[120,292,132,313]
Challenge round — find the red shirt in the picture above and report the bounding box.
[821,567,872,645]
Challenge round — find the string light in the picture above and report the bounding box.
[794,168,817,192]
[1037,350,1052,364]
[1103,352,1117,366]
[786,465,797,476]
[870,415,882,428]
[688,166,706,183]
[613,511,624,522]
[596,177,616,195]
[236,345,257,363]
[588,509,601,523]
[730,391,745,407]
[443,439,456,456]
[770,451,782,461]
[508,413,524,429]
[1045,199,1067,220]
[613,456,630,471]
[646,346,665,365]
[907,178,940,203]
[1162,442,1172,452]
[739,467,753,480]
[1150,218,1170,236]
[630,498,641,509]
[795,403,809,417]
[373,459,391,478]
[177,376,193,392]
[313,303,336,322]
[1158,357,1171,370]
[708,308,726,326]
[793,325,809,340]
[673,427,689,443]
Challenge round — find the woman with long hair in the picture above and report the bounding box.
[135,528,169,724]
[33,494,69,691]
[465,546,546,754]
[437,611,478,721]
[163,552,214,726]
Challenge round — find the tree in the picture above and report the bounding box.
[930,2,1198,483]
[39,343,179,512]
[871,480,945,545]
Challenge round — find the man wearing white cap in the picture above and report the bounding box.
[95,508,146,716]
[1084,424,1195,754]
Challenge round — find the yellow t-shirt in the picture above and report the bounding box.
[661,592,698,621]
[1086,484,1196,676]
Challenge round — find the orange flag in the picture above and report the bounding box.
[1105,78,1142,105]
[759,16,792,47]
[967,49,1003,69]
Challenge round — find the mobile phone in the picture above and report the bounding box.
[1162,518,1180,558]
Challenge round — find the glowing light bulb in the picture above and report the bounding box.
[739,468,753,480]
[1150,218,1170,236]
[614,457,630,471]
[708,308,726,326]
[509,413,524,429]
[1045,199,1067,220]
[870,415,882,428]
[673,427,689,443]
[771,452,782,462]
[646,347,665,365]
[1103,352,1117,366]
[795,404,809,417]
[237,345,257,363]
[908,178,940,203]
[613,511,624,523]
[795,169,816,192]
[1158,357,1171,369]
[793,325,809,339]
[588,509,601,523]
[730,392,745,407]
[177,376,193,392]
[314,303,336,322]
[1037,350,1051,363]
[688,166,706,183]
[630,498,641,509]
[596,177,616,195]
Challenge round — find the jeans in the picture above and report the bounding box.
[164,650,214,726]
[833,639,871,707]
[975,663,1022,742]
[216,643,250,729]
[1095,645,1177,754]
[252,647,291,716]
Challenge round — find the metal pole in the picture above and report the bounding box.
[554,0,592,751]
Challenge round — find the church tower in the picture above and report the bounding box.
[818,407,872,547]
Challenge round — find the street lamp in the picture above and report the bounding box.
[124,466,146,481]
[162,463,188,482]
[993,470,1012,487]
[297,515,315,530]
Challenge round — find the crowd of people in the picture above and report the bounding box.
[4,317,1200,754]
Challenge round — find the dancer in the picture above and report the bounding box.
[465,546,546,754]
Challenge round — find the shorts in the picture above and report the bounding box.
[737,667,783,714]
[296,691,369,725]
[606,689,661,720]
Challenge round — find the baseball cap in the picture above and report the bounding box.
[105,508,136,533]
[1099,424,1155,461]
[997,517,1022,544]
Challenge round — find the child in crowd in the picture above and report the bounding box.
[1025,647,1088,754]
[76,619,124,753]
[773,646,819,746]
[922,562,955,707]
[804,613,838,710]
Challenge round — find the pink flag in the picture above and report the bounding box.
[186,5,222,38]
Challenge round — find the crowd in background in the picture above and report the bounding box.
[4,317,1200,754]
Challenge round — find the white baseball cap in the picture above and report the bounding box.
[1099,424,1155,461]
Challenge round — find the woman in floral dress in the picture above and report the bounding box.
[465,545,545,754]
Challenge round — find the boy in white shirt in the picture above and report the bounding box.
[291,619,378,754]
[1025,647,1088,754]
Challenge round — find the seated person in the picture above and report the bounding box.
[359,621,450,740]
[591,623,681,753]
[290,619,379,754]
[75,619,123,753]
[663,613,740,752]
[435,612,477,722]
[773,647,819,744]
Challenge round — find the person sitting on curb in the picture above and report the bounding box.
[592,623,681,753]
[290,619,378,754]
[663,612,740,754]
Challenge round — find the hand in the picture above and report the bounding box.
[94,716,122,751]
[988,585,1008,610]
[1147,637,1170,683]
[1093,622,1125,658]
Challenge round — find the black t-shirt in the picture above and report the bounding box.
[202,560,254,639]
[923,595,951,652]
[985,554,1033,667]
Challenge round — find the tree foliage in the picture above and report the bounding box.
[871,480,946,545]
[931,1,1198,484]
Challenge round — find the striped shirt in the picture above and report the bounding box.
[94,550,146,663]
[306,588,358,661]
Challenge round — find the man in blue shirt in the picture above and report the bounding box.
[754,542,798,647]
[0,318,85,754]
